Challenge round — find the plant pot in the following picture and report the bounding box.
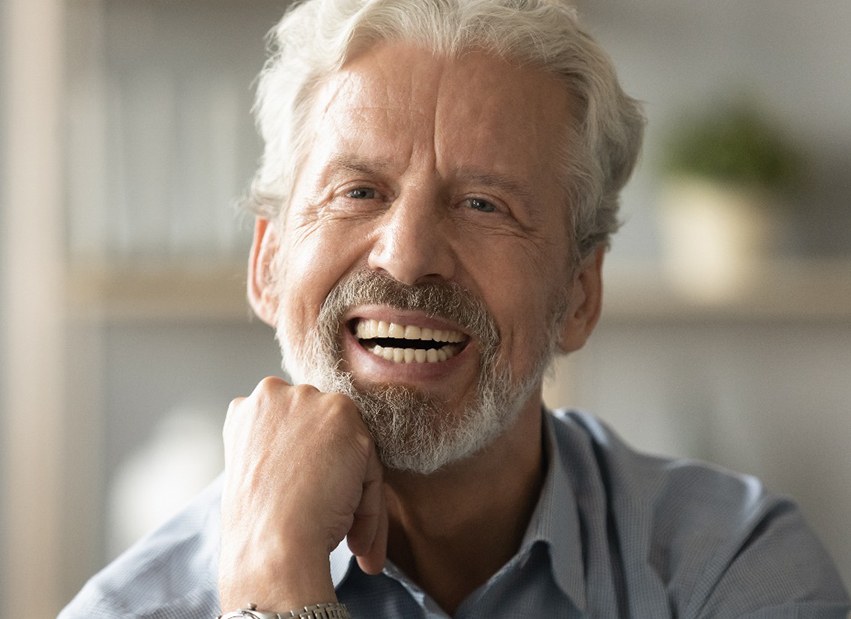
[659,177,781,302]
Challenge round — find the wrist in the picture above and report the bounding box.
[219,541,336,612]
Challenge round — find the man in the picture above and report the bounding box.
[61,1,850,617]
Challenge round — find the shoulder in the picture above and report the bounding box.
[547,409,778,565]
[549,409,767,516]
[547,409,850,617]
[59,476,223,619]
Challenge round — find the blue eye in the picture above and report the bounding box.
[346,187,376,200]
[467,198,496,213]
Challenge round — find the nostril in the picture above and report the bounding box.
[366,204,456,285]
[367,240,455,287]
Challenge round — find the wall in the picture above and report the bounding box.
[580,0,851,261]
[58,0,292,606]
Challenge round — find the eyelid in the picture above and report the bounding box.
[331,180,394,209]
[345,186,377,199]
[460,193,508,216]
[337,179,382,197]
[467,197,496,212]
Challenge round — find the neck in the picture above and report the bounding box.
[383,400,546,614]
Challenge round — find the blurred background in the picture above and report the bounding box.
[2,0,850,615]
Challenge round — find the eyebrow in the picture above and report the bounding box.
[326,156,535,200]
[325,155,395,178]
[454,169,536,203]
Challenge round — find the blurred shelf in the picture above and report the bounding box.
[66,257,851,324]
[602,257,851,323]
[66,259,252,322]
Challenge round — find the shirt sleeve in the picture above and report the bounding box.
[691,499,850,618]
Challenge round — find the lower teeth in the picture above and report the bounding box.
[369,344,454,363]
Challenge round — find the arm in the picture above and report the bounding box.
[692,500,850,618]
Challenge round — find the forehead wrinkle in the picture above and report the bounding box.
[431,55,532,173]
[316,101,422,181]
[319,64,428,137]
[430,54,450,184]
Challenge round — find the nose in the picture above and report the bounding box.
[367,190,456,285]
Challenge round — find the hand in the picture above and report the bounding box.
[218,377,388,611]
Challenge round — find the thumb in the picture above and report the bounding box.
[354,490,388,575]
[347,443,387,574]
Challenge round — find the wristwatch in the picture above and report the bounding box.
[219,602,350,619]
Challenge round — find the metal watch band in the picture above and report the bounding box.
[287,603,350,619]
[219,602,350,619]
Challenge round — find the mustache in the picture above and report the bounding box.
[317,269,499,349]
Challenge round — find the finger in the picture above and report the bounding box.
[348,483,385,565]
[356,490,388,576]
[348,443,387,573]
[347,441,383,553]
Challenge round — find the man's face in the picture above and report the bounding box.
[262,43,594,472]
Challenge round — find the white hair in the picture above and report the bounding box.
[246,0,645,257]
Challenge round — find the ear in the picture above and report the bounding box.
[247,217,281,326]
[557,245,605,354]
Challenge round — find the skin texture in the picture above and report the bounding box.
[219,42,605,615]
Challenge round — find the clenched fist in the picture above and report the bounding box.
[218,377,388,612]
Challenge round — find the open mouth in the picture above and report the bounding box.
[352,318,468,363]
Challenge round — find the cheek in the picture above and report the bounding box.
[466,250,567,367]
[499,293,554,350]
[278,225,366,328]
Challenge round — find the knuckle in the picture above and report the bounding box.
[322,393,359,425]
[290,382,319,398]
[287,383,320,410]
[253,375,287,395]
[325,391,355,411]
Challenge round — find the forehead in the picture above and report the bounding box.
[306,42,572,187]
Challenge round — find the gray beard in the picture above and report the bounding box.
[277,269,563,474]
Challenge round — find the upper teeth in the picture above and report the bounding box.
[355,319,465,343]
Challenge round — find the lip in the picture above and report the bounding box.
[342,305,475,385]
[344,305,471,335]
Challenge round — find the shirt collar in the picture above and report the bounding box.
[520,409,587,611]
[330,538,355,587]
[329,409,587,611]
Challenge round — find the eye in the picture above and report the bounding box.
[346,187,377,200]
[466,197,497,213]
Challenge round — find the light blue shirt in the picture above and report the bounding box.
[60,410,850,618]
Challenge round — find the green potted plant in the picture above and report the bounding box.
[662,99,802,190]
[657,97,804,300]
